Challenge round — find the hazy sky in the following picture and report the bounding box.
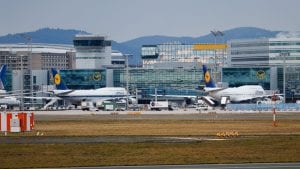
[0,0,299,42]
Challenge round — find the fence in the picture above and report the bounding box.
[226,103,300,111]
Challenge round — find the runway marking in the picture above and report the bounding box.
[162,137,228,141]
[62,163,300,169]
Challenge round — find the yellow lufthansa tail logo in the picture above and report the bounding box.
[54,74,61,85]
[205,72,211,83]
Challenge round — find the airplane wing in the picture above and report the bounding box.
[233,94,283,103]
[234,96,262,102]
[149,94,197,98]
[22,96,62,100]
[204,87,225,92]
[52,89,73,95]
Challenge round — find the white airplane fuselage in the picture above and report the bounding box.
[206,85,265,102]
[0,96,20,106]
[53,87,128,105]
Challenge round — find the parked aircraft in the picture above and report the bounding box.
[0,65,20,108]
[51,69,134,106]
[0,65,7,94]
[201,65,282,104]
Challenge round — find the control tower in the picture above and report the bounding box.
[73,35,112,69]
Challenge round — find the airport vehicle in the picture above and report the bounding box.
[81,101,94,111]
[149,101,169,110]
[51,69,132,107]
[202,65,282,104]
[196,104,208,111]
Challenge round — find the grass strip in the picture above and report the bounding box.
[0,136,299,168]
[32,119,300,136]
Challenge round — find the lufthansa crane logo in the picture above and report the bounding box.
[93,72,102,81]
[54,74,61,85]
[256,70,265,80]
[205,72,211,83]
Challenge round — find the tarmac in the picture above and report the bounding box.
[42,163,300,169]
[33,109,300,121]
[0,135,229,144]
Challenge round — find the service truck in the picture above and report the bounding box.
[149,101,169,111]
[81,101,94,111]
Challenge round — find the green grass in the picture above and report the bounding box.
[31,119,300,136]
[0,136,299,168]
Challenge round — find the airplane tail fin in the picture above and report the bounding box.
[0,65,7,90]
[202,65,216,88]
[51,68,68,90]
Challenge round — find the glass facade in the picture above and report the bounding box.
[229,39,269,66]
[73,40,111,47]
[113,68,205,99]
[51,66,300,102]
[59,69,106,89]
[141,42,227,69]
[229,38,300,67]
[222,67,271,90]
[277,67,300,102]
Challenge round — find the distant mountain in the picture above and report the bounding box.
[120,27,279,65]
[0,28,88,44]
[0,27,280,65]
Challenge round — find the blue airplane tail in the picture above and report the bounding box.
[202,65,216,88]
[0,65,7,90]
[51,68,68,90]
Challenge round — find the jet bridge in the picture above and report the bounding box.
[200,96,218,107]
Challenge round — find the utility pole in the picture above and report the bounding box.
[20,34,33,108]
[210,30,224,83]
[20,55,24,110]
[280,52,289,104]
[125,54,129,110]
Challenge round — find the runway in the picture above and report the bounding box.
[34,109,300,121]
[33,109,300,116]
[44,163,300,169]
[0,136,228,144]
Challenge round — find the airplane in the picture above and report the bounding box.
[201,65,282,105]
[0,65,21,109]
[50,69,134,106]
[0,64,7,94]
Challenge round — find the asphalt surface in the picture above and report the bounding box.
[41,163,300,169]
[0,136,229,144]
[34,109,300,121]
[2,110,299,144]
[3,110,299,169]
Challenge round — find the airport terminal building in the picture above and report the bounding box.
[51,37,300,103]
[227,37,300,102]
[58,42,227,104]
[2,35,300,107]
[0,44,75,92]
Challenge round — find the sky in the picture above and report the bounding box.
[0,0,299,42]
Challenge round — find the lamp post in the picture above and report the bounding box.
[20,34,33,107]
[20,55,24,110]
[211,31,217,82]
[125,54,129,110]
[280,52,289,103]
[210,30,224,83]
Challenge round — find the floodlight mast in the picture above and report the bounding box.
[210,30,224,83]
[20,34,33,109]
